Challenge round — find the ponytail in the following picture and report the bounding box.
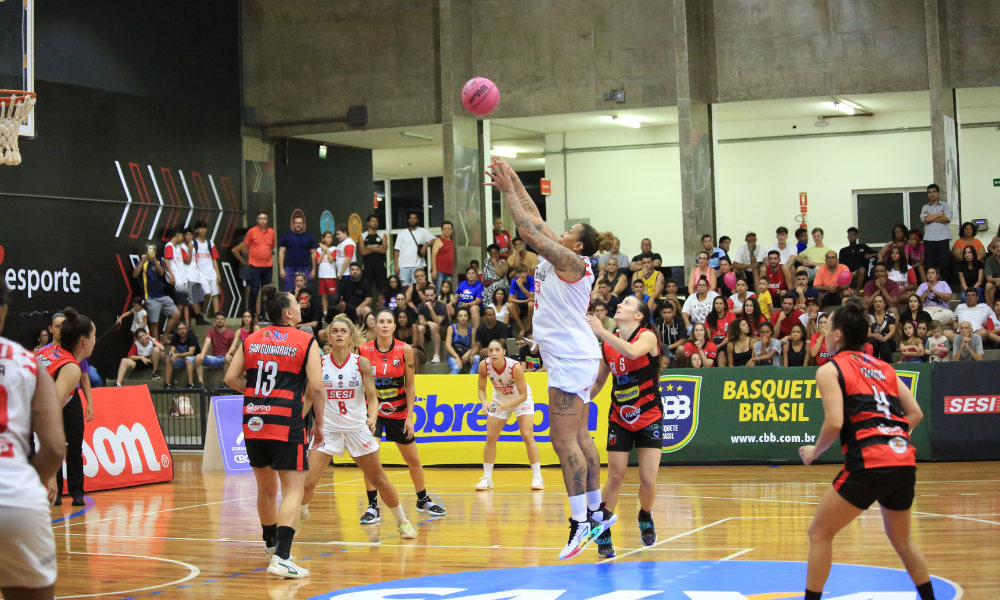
[59,307,94,353]
[578,224,615,256]
[262,285,294,325]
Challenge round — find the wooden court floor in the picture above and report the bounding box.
[40,455,998,599]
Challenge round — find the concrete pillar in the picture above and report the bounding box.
[440,0,486,272]
[674,0,716,276]
[925,0,960,222]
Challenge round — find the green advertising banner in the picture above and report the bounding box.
[656,364,933,464]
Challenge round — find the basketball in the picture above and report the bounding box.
[461,77,499,116]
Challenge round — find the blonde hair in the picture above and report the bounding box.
[326,314,365,353]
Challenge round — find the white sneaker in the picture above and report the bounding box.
[267,555,309,579]
[558,516,603,561]
[431,354,441,364]
[531,474,545,490]
[265,545,276,558]
[397,519,417,539]
[475,476,494,491]
[295,508,310,533]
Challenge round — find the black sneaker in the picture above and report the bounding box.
[151,373,162,380]
[186,383,195,389]
[416,498,446,516]
[193,382,205,389]
[590,502,618,532]
[53,495,62,506]
[596,528,615,558]
[162,383,172,389]
[71,494,85,506]
[360,506,380,524]
[638,509,656,546]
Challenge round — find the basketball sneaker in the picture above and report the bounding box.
[595,528,615,558]
[267,555,308,579]
[295,507,310,533]
[475,476,494,491]
[558,516,604,560]
[265,545,276,558]
[530,474,545,490]
[590,502,618,532]
[360,506,381,524]
[416,498,446,515]
[397,519,418,539]
[638,509,656,546]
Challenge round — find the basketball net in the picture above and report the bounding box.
[0,90,36,165]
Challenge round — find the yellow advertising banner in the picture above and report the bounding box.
[333,372,613,467]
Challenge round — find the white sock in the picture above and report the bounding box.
[586,489,602,512]
[569,494,587,522]
[530,462,541,477]
[389,503,406,523]
[300,503,310,515]
[483,463,494,478]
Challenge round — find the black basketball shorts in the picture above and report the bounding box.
[245,438,309,471]
[607,420,664,453]
[376,416,415,446]
[832,466,916,511]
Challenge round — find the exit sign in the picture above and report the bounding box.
[540,178,551,195]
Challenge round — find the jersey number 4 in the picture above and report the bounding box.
[872,385,892,419]
[254,360,278,396]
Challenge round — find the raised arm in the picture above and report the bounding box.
[506,163,558,242]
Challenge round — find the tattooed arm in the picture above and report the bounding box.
[506,166,558,242]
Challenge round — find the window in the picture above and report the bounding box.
[372,181,387,231]
[389,178,425,230]
[853,188,929,245]
[427,177,444,227]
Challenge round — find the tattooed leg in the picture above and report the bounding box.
[577,411,601,493]
[548,387,587,495]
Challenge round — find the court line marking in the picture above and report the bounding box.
[55,552,199,599]
[718,548,754,561]
[51,470,410,530]
[912,510,1000,526]
[599,517,733,564]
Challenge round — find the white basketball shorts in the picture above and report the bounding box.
[314,429,380,458]
[489,390,534,421]
[0,505,57,589]
[538,347,599,403]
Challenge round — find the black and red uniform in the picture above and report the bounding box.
[36,345,80,404]
[242,325,315,471]
[602,328,662,452]
[828,350,917,511]
[359,338,413,445]
[37,344,87,498]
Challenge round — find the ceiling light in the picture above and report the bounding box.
[832,102,855,115]
[399,163,411,167]
[318,144,327,158]
[604,116,641,128]
[491,147,518,158]
[402,132,434,141]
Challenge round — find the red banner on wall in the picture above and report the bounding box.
[68,386,174,493]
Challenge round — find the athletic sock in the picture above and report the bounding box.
[483,463,494,478]
[530,462,541,477]
[300,503,309,515]
[367,489,378,508]
[804,590,822,600]
[916,581,936,600]
[275,526,295,560]
[638,508,652,520]
[262,523,277,547]
[586,490,602,512]
[389,503,406,523]
[416,489,430,503]
[569,494,587,522]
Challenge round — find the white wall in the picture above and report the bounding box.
[956,95,1000,245]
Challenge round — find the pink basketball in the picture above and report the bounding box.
[724,272,737,290]
[837,270,853,286]
[461,77,499,116]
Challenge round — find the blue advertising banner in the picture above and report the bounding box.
[211,395,251,473]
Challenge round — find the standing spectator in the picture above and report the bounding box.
[132,244,180,342]
[164,228,192,326]
[295,289,324,335]
[182,229,207,324]
[877,224,910,262]
[393,212,436,285]
[838,227,877,292]
[229,228,252,313]
[984,242,1000,307]
[771,293,805,341]
[506,264,535,334]
[630,238,663,272]
[813,251,851,306]
[116,297,149,333]
[163,321,198,389]
[957,245,985,303]
[906,230,926,283]
[429,220,455,290]
[192,221,223,318]
[862,262,900,316]
[732,231,765,280]
[244,212,276,322]
[750,322,782,366]
[472,305,510,359]
[32,328,50,354]
[920,184,953,277]
[481,244,510,309]
[925,322,950,362]
[791,269,820,309]
[315,231,338,315]
[727,278,755,316]
[763,250,791,296]
[359,214,388,293]
[193,313,234,387]
[506,237,539,274]
[599,257,628,297]
[715,258,738,298]
[916,267,954,326]
[333,263,373,323]
[952,321,984,361]
[114,329,163,386]
[948,287,991,342]
[492,216,512,259]
[867,295,897,362]
[454,266,485,327]
[951,221,986,267]
[794,228,835,281]
[681,278,719,330]
[598,236,629,274]
[591,279,621,317]
[766,226,796,266]
[417,286,450,364]
[654,304,686,366]
[591,301,617,341]
[699,234,727,268]
[332,223,357,282]
[688,251,717,293]
[278,213,314,292]
[756,276,774,319]
[683,323,717,367]
[899,321,925,363]
[632,253,664,311]
[886,247,918,303]
[784,322,809,367]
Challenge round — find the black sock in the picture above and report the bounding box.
[416,489,429,503]
[638,508,652,520]
[916,581,936,600]
[262,523,277,547]
[367,489,378,508]
[275,526,295,560]
[804,590,822,600]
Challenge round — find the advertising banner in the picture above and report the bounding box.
[72,386,174,492]
[656,364,932,464]
[210,395,252,473]
[929,361,1000,461]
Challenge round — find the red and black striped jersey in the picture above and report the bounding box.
[36,344,79,406]
[830,350,916,470]
[602,327,661,431]
[359,339,408,419]
[242,326,315,443]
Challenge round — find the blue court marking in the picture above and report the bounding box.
[768,464,779,468]
[51,494,95,524]
[149,592,164,595]
[203,579,218,583]
[304,560,961,600]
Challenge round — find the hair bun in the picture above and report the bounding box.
[597,231,616,253]
[262,285,278,303]
[62,306,79,320]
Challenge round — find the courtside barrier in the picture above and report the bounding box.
[929,361,1000,461]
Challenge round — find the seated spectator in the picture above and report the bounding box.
[699,234,727,269]
[957,245,985,303]
[518,338,544,372]
[598,236,629,275]
[116,297,149,334]
[405,268,431,309]
[163,322,198,388]
[658,354,671,375]
[763,250,791,296]
[506,264,535,334]
[630,238,663,272]
[863,262,900,317]
[741,297,767,336]
[916,267,954,326]
[986,242,1000,307]
[947,287,991,342]
[839,227,877,292]
[906,229,926,283]
[629,279,650,306]
[771,292,805,342]
[445,308,480,374]
[591,301,617,342]
[381,275,407,309]
[115,329,163,386]
[756,276,774,320]
[794,228,835,281]
[719,236,732,257]
[193,313,235,387]
[916,321,929,342]
[799,298,823,337]
[688,352,704,368]
[706,296,737,367]
[809,314,834,366]
[226,310,259,359]
[952,221,987,269]
[784,322,809,367]
[659,279,683,316]
[886,246,918,303]
[393,310,425,373]
[454,266,485,327]
[925,321,950,362]
[899,321,925,363]
[898,294,933,334]
[985,299,1000,348]
[296,289,323,335]
[725,319,754,367]
[715,257,738,298]
[632,253,665,310]
[867,295,897,362]
[417,286,449,364]
[361,312,379,343]
[681,278,719,332]
[32,328,50,354]
[491,288,510,324]
[654,304,686,366]
[684,323,717,367]
[600,257,629,297]
[439,280,456,318]
[688,252,717,293]
[291,271,309,299]
[767,226,796,266]
[394,293,419,332]
[878,223,910,263]
[952,321,984,361]
[473,305,510,359]
[749,321,781,366]
[506,236,539,274]
[791,269,820,309]
[327,263,373,324]
[591,278,621,316]
[813,251,851,306]
[482,244,510,309]
[470,260,481,278]
[727,278,755,316]
[731,231,765,279]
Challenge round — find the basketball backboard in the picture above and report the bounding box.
[0,0,34,137]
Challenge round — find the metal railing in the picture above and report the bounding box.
[148,387,235,450]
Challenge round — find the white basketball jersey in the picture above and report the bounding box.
[0,336,48,509]
[321,353,367,432]
[487,357,529,400]
[532,256,600,359]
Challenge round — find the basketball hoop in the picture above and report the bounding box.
[0,90,36,165]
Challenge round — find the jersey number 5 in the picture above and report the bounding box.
[254,360,278,396]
